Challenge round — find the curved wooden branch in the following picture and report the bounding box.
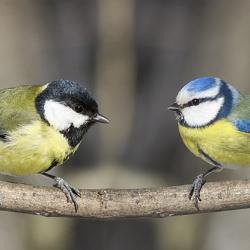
[0,180,250,218]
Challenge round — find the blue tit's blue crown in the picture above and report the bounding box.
[177,77,222,106]
[185,77,219,93]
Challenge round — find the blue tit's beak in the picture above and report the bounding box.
[93,114,110,124]
[168,102,180,112]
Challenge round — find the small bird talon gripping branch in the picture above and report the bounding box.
[53,177,81,212]
[189,174,206,210]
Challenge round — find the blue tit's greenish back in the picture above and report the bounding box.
[169,77,250,207]
[229,94,250,121]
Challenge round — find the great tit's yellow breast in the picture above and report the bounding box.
[0,121,73,175]
[178,119,250,167]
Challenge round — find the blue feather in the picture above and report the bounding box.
[185,77,217,92]
[217,81,233,119]
[233,119,250,133]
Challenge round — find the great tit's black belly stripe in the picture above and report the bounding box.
[61,125,90,148]
[40,159,59,173]
[40,153,75,174]
[197,145,222,167]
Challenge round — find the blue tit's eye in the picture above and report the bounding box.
[191,99,200,106]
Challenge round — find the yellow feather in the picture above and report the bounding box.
[178,119,250,167]
[0,121,72,175]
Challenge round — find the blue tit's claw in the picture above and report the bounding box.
[188,183,195,200]
[54,177,80,212]
[189,174,206,210]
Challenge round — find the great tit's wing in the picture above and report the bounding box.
[0,85,43,134]
[228,95,250,133]
[0,129,9,141]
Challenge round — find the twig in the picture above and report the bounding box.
[0,180,249,218]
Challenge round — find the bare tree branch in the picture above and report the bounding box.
[0,180,250,218]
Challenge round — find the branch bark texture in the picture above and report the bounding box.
[0,180,250,219]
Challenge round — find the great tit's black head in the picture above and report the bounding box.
[36,79,109,146]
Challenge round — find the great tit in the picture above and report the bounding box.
[0,79,109,211]
[169,77,250,208]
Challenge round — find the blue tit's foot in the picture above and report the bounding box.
[189,166,221,210]
[54,177,81,212]
[41,172,81,212]
[189,174,206,210]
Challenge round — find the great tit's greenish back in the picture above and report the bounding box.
[0,85,42,132]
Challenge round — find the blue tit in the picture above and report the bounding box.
[0,79,109,211]
[169,76,250,208]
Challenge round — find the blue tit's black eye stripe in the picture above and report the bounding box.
[189,99,200,106]
[181,93,222,109]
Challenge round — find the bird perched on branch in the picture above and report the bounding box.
[169,77,250,208]
[0,79,109,211]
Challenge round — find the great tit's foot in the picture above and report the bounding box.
[54,177,81,212]
[189,174,206,210]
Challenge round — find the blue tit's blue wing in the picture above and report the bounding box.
[232,119,250,133]
[228,95,250,133]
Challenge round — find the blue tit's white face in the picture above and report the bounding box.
[170,77,239,128]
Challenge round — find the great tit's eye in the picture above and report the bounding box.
[190,98,200,106]
[75,105,84,113]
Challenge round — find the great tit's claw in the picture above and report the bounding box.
[54,177,80,212]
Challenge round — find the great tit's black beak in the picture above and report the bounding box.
[168,102,180,111]
[93,114,110,124]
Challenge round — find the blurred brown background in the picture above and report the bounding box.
[1,0,250,250]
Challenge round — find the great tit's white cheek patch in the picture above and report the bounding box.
[182,97,224,127]
[44,100,89,131]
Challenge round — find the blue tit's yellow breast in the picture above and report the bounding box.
[0,121,74,175]
[178,119,250,167]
